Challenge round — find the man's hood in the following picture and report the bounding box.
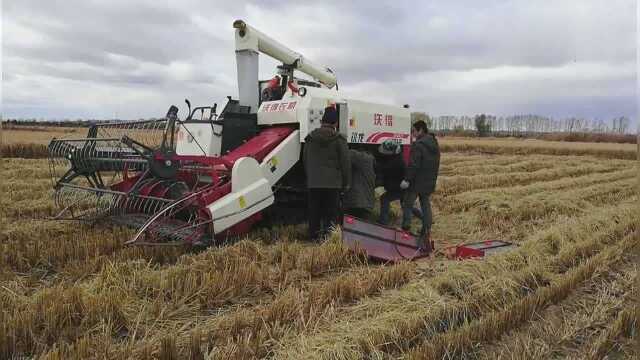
[308,126,341,144]
[416,134,439,154]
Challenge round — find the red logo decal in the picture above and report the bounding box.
[261,101,298,112]
[366,132,410,143]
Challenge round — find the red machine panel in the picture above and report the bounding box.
[454,240,516,259]
[342,216,431,262]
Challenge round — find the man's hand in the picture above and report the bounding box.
[400,180,410,190]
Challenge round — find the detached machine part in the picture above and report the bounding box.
[342,216,432,262]
[48,20,412,249]
[453,240,516,259]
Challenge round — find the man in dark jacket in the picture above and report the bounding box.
[376,140,406,225]
[343,149,375,219]
[377,140,423,225]
[400,120,440,250]
[303,106,351,241]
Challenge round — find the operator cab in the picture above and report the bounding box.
[176,97,257,157]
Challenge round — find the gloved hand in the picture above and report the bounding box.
[400,180,410,190]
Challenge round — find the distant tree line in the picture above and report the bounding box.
[4,113,636,138]
[2,118,159,128]
[4,119,100,128]
[410,112,633,136]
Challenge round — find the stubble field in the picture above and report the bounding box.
[0,129,638,359]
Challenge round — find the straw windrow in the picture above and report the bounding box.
[1,143,637,358]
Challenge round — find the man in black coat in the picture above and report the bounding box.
[343,149,376,219]
[303,106,351,241]
[376,140,406,225]
[377,140,423,226]
[400,120,440,250]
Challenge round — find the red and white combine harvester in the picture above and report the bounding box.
[49,20,505,261]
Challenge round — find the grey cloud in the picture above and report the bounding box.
[7,56,218,86]
[5,1,223,66]
[2,0,636,126]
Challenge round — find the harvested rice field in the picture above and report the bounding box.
[1,137,638,359]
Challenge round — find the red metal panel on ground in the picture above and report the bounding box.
[455,240,515,259]
[342,216,429,262]
[455,245,484,258]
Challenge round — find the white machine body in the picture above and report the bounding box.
[172,20,411,236]
[176,123,222,156]
[207,157,274,232]
[257,85,411,145]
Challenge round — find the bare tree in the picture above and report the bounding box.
[411,112,433,128]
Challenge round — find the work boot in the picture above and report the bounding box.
[418,231,433,254]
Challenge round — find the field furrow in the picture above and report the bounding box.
[438,155,626,177]
[439,139,637,160]
[438,155,526,170]
[439,167,637,213]
[472,255,638,360]
[0,233,373,358]
[1,142,638,359]
[476,178,636,229]
[404,231,639,360]
[436,161,629,196]
[113,262,414,360]
[271,200,638,359]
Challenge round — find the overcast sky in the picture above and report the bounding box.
[2,0,637,127]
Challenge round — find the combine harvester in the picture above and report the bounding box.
[48,20,512,261]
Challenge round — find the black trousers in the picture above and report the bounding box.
[308,188,341,240]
